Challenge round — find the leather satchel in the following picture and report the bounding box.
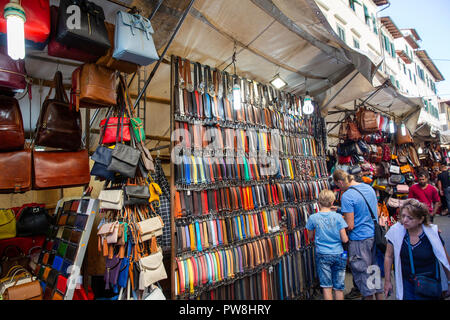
[2,279,42,300]
[107,143,141,179]
[0,95,25,151]
[124,185,150,206]
[347,120,362,141]
[137,216,164,242]
[96,22,139,74]
[99,117,131,144]
[56,0,110,56]
[138,251,167,290]
[16,206,50,237]
[0,48,27,93]
[90,145,115,181]
[35,71,82,151]
[32,149,90,190]
[98,190,124,210]
[338,119,348,140]
[113,11,159,66]
[0,149,31,193]
[396,127,414,145]
[47,6,99,63]
[72,64,116,109]
[356,107,379,133]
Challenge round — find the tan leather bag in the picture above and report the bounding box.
[347,120,362,141]
[396,127,414,145]
[3,279,42,300]
[96,22,139,74]
[0,149,31,193]
[356,107,379,133]
[338,119,348,140]
[72,63,117,110]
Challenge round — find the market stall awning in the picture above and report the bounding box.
[440,130,450,145]
[413,122,441,144]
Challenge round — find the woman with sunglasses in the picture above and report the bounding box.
[384,199,450,300]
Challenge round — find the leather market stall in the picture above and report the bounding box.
[0,0,380,301]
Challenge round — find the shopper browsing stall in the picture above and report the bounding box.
[306,190,349,300]
[437,164,450,216]
[408,170,441,223]
[384,199,450,300]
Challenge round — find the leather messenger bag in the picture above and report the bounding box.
[0,149,31,193]
[32,149,90,190]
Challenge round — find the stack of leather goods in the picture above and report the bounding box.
[172,56,330,300]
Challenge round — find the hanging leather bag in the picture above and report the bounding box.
[113,11,159,66]
[96,22,139,74]
[396,127,414,145]
[0,0,50,50]
[0,48,27,93]
[35,71,82,151]
[0,149,31,193]
[47,6,99,63]
[347,118,362,141]
[0,95,25,151]
[338,119,348,140]
[356,107,379,133]
[56,0,110,56]
[16,206,50,237]
[71,63,116,110]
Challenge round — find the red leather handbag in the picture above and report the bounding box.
[47,6,99,63]
[99,117,131,144]
[0,47,27,92]
[382,144,391,162]
[0,0,50,50]
[338,155,352,164]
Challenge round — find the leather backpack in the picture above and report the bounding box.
[0,95,25,151]
[356,107,379,133]
[35,71,82,151]
[347,119,362,141]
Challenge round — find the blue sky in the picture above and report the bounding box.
[382,0,450,99]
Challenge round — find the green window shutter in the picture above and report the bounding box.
[391,42,396,57]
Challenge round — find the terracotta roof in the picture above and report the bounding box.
[372,0,389,6]
[380,16,402,39]
[416,50,445,82]
[404,34,419,49]
[396,50,412,64]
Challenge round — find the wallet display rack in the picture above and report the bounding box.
[169,56,330,300]
[32,197,98,300]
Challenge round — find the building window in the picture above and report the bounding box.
[353,38,360,49]
[409,69,412,81]
[363,5,370,25]
[337,24,346,43]
[349,0,358,11]
[390,42,396,57]
[413,74,417,84]
[403,64,407,75]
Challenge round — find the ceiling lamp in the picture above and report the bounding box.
[4,0,26,60]
[270,74,287,89]
[302,92,314,115]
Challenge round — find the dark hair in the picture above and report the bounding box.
[417,170,429,179]
[399,198,431,226]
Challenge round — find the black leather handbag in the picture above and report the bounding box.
[124,185,150,206]
[337,142,357,157]
[56,0,110,56]
[16,206,50,237]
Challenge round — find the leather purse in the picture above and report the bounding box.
[349,165,361,175]
[137,216,164,242]
[337,142,357,157]
[0,95,25,151]
[113,11,159,66]
[347,120,362,141]
[0,266,34,296]
[400,164,412,173]
[398,155,408,164]
[372,179,386,191]
[35,71,82,150]
[99,117,131,144]
[0,48,27,93]
[56,0,110,56]
[96,22,139,74]
[2,279,42,300]
[396,184,409,194]
[149,182,162,204]
[382,144,391,162]
[408,145,421,167]
[0,246,31,278]
[0,0,50,50]
[32,149,90,190]
[124,185,150,206]
[338,119,348,140]
[138,251,167,290]
[387,197,405,208]
[90,146,115,181]
[16,206,50,237]
[98,190,124,210]
[356,107,379,133]
[107,143,141,179]
[0,210,16,240]
[143,284,166,300]
[390,165,401,174]
[389,174,405,185]
[396,127,414,145]
[72,64,116,109]
[47,6,99,62]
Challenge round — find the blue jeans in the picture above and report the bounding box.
[315,252,347,290]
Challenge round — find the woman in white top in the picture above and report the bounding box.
[384,199,450,300]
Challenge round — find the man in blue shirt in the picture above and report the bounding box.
[306,190,348,300]
[333,169,384,300]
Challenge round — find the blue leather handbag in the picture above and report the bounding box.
[113,11,159,66]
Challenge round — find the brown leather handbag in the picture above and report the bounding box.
[0,149,31,193]
[338,119,348,140]
[347,119,362,141]
[0,95,24,151]
[3,280,42,300]
[396,127,414,145]
[35,71,82,151]
[72,63,117,110]
[32,149,90,190]
[96,22,139,74]
[356,107,379,133]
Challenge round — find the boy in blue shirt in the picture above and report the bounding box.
[306,189,349,300]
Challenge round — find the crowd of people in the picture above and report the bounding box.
[307,166,450,300]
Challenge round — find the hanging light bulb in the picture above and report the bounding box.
[232,77,241,110]
[418,147,423,154]
[389,118,396,134]
[400,122,407,136]
[302,92,314,115]
[4,0,26,60]
[270,73,287,89]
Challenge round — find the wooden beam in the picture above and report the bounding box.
[129,93,170,105]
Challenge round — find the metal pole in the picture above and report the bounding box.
[133,0,196,110]
[148,0,164,21]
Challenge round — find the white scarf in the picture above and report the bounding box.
[385,222,449,300]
